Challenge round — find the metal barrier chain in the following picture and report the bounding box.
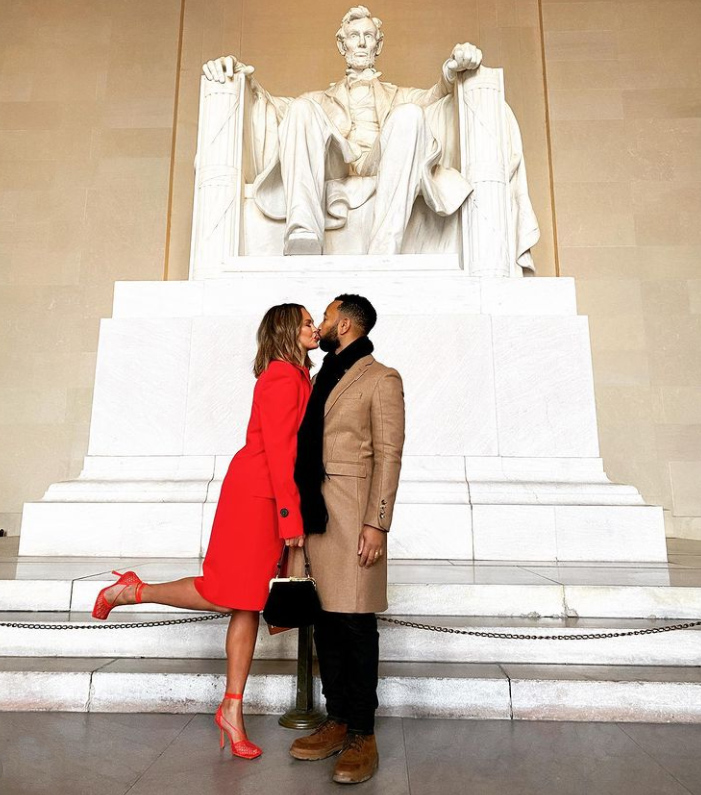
[0,614,228,630]
[377,616,701,640]
[2,614,701,639]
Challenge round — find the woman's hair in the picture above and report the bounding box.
[253,303,313,377]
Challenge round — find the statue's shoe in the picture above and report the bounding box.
[284,230,322,256]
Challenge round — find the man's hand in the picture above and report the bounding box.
[358,525,387,568]
[202,55,255,83]
[445,42,483,80]
[284,534,306,548]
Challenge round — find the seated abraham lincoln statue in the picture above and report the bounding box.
[203,5,538,266]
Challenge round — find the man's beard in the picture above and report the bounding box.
[319,325,340,353]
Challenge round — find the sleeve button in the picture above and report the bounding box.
[280,508,289,518]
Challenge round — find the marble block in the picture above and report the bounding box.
[88,318,193,456]
[18,274,667,563]
[0,670,90,712]
[473,505,558,561]
[112,273,579,320]
[20,503,204,557]
[183,317,258,454]
[510,677,701,723]
[472,505,667,563]
[492,315,599,457]
[0,580,72,611]
[389,504,472,559]
[377,666,511,720]
[376,316,498,456]
[555,506,667,562]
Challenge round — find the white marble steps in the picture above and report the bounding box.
[4,559,701,620]
[2,657,701,723]
[2,612,701,667]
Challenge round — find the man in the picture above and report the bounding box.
[291,294,405,784]
[203,6,482,256]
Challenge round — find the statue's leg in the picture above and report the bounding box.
[367,104,432,256]
[279,97,339,255]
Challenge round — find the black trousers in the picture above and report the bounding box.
[313,610,379,735]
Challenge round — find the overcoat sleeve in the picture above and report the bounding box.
[257,364,305,539]
[363,370,406,531]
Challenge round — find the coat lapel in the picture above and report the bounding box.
[374,80,398,127]
[324,81,352,134]
[324,355,374,417]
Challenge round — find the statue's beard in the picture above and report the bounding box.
[345,50,376,71]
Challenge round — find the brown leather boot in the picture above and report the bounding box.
[289,719,348,761]
[332,733,379,784]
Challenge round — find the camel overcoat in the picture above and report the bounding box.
[292,354,405,614]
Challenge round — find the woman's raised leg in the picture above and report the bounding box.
[101,577,230,613]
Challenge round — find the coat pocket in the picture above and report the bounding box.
[325,461,367,478]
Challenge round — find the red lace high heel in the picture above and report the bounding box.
[91,570,145,620]
[214,693,262,760]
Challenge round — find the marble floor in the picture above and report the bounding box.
[1,713,701,795]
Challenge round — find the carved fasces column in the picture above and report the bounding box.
[457,67,514,277]
[189,74,247,279]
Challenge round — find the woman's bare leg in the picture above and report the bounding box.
[104,577,230,613]
[221,610,260,734]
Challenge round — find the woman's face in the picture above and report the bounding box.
[298,308,320,352]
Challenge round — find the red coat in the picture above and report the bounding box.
[195,361,311,610]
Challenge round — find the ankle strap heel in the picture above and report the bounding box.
[134,582,146,603]
[223,692,243,700]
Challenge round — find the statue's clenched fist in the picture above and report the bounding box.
[202,55,255,83]
[445,42,483,80]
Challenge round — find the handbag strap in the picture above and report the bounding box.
[275,541,312,578]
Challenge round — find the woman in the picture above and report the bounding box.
[92,303,318,760]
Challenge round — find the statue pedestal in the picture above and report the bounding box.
[19,259,666,562]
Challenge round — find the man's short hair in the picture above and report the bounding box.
[335,294,378,335]
[335,6,384,47]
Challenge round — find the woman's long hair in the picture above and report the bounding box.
[253,303,313,377]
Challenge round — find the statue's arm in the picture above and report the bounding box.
[401,42,483,106]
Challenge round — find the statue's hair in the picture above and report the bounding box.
[336,6,384,47]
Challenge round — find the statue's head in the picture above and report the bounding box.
[336,6,384,70]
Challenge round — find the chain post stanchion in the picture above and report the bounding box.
[278,624,325,730]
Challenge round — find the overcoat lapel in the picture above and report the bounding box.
[373,81,398,127]
[323,81,352,134]
[324,355,374,417]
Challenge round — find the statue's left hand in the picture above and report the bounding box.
[446,42,483,78]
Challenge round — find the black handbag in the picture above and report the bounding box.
[262,543,321,629]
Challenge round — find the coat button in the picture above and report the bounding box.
[280,508,289,518]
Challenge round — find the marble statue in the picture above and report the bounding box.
[202,5,540,268]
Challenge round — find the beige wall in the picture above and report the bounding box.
[1,0,697,540]
[0,0,182,534]
[542,0,701,537]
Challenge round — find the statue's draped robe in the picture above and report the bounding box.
[246,72,539,270]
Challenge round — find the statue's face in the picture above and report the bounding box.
[340,16,381,70]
